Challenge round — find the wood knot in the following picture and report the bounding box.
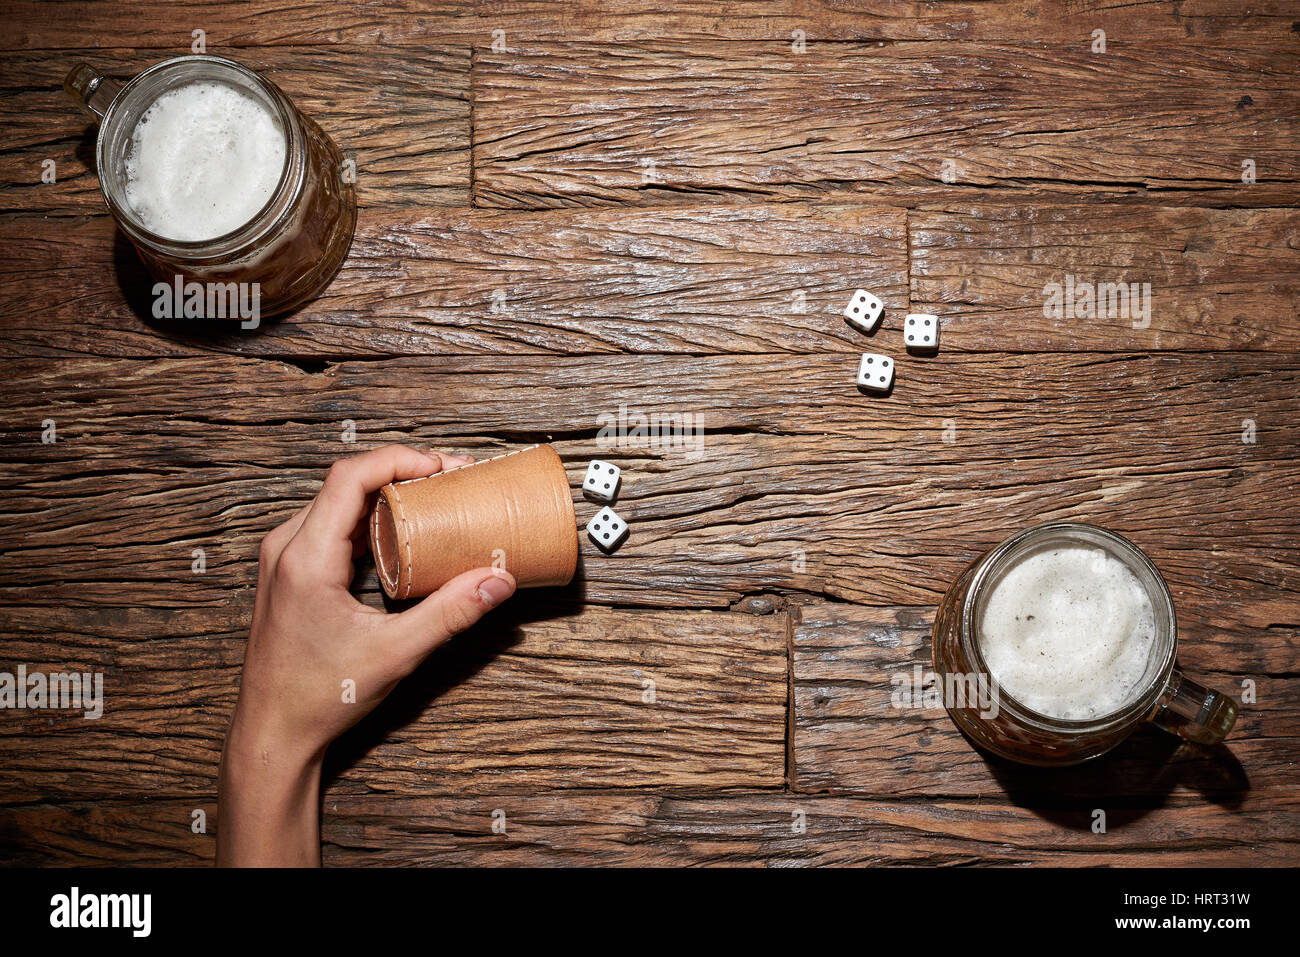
[732,595,778,615]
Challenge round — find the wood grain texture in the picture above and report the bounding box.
[0,1,473,49]
[2,0,1298,868]
[1,353,1295,614]
[6,202,1298,358]
[792,602,1300,797]
[474,42,1299,208]
[4,790,1298,866]
[0,604,787,802]
[464,1,1300,47]
[0,204,909,358]
[0,45,470,215]
[0,1,1295,48]
[320,788,1300,866]
[910,204,1300,352]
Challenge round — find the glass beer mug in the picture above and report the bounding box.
[65,54,356,318]
[932,522,1240,766]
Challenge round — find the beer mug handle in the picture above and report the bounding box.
[1149,668,1239,745]
[64,63,122,123]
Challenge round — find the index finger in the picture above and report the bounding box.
[294,446,451,559]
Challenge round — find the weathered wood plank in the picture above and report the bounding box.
[0,1,1295,49]
[473,42,1299,208]
[0,801,213,866]
[0,1,475,48]
[0,204,909,357]
[0,604,787,802]
[5,0,1298,871]
[3,790,1297,866]
[4,449,1298,616]
[4,202,1298,358]
[0,46,471,215]
[468,1,1300,46]
[792,602,1300,797]
[910,204,1300,352]
[1,353,1296,614]
[324,788,1300,866]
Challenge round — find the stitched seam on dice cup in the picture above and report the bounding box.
[388,443,541,488]
[388,483,413,599]
[380,444,546,598]
[371,502,393,595]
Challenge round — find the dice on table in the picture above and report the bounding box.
[587,506,629,552]
[843,289,884,335]
[857,353,894,394]
[583,460,621,502]
[904,313,939,352]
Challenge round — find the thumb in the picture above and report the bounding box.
[388,567,517,661]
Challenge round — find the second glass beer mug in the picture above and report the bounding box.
[65,54,356,318]
[932,522,1239,766]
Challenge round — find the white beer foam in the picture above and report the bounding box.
[978,545,1157,721]
[124,80,286,242]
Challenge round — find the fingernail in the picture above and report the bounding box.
[477,573,515,607]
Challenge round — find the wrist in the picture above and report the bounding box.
[218,710,324,867]
[223,707,325,780]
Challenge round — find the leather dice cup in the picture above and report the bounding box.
[369,443,579,600]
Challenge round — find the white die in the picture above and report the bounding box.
[904,313,939,351]
[583,460,621,502]
[857,353,894,393]
[843,289,884,335]
[587,506,629,552]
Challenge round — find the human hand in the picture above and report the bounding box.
[218,445,516,866]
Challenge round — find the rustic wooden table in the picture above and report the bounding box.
[2,1,1298,866]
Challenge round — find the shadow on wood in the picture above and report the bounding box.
[967,723,1250,832]
[322,574,587,791]
[113,229,308,342]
